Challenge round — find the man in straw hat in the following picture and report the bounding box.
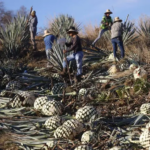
[43,30,56,60]
[28,10,38,49]
[111,17,125,59]
[91,9,113,47]
[60,26,83,82]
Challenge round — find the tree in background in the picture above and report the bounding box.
[0,1,14,28]
[17,6,28,17]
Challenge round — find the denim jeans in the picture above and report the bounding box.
[92,28,108,45]
[45,49,51,60]
[63,51,84,76]
[111,37,125,58]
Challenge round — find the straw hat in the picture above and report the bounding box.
[31,10,36,16]
[114,17,122,22]
[105,9,112,14]
[67,27,78,34]
[43,30,51,37]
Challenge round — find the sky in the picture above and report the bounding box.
[2,0,150,33]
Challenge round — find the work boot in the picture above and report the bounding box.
[74,75,82,83]
[90,44,95,48]
[59,68,67,76]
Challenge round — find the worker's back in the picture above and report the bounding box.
[44,34,56,50]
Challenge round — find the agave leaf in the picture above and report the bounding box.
[0,14,30,59]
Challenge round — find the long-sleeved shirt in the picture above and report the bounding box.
[66,35,82,53]
[111,22,124,39]
[100,15,113,29]
[29,15,38,33]
[44,34,56,50]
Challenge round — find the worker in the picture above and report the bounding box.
[60,26,83,82]
[43,30,56,67]
[111,17,125,59]
[91,9,113,47]
[29,10,38,49]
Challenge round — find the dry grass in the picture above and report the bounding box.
[0,130,19,150]
[137,15,150,44]
[35,36,45,51]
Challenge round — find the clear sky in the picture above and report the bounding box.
[2,0,150,32]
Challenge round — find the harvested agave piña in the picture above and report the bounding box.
[44,115,64,130]
[10,95,22,108]
[74,145,93,150]
[42,100,63,116]
[81,130,97,144]
[139,128,150,149]
[34,96,50,110]
[140,103,150,115]
[51,83,66,95]
[54,119,84,140]
[75,106,98,122]
[9,91,36,108]
[44,140,57,149]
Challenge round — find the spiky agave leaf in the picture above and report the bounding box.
[48,43,63,72]
[0,14,30,59]
[49,14,80,38]
[48,42,77,72]
[137,18,150,39]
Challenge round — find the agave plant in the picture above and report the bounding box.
[104,19,138,46]
[137,19,150,39]
[49,14,80,38]
[0,14,30,59]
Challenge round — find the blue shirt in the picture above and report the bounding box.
[44,34,56,50]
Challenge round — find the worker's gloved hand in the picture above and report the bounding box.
[63,50,67,54]
[105,22,109,26]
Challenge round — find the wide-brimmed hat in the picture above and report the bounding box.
[114,17,122,22]
[43,30,51,37]
[67,27,78,34]
[31,10,36,15]
[105,9,112,14]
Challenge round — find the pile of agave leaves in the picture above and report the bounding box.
[1,48,150,150]
[1,15,150,150]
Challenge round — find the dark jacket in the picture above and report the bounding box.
[66,35,82,53]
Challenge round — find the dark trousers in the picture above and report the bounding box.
[111,37,125,58]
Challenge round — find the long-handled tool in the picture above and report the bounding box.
[64,53,72,85]
[124,14,129,28]
[25,6,33,27]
